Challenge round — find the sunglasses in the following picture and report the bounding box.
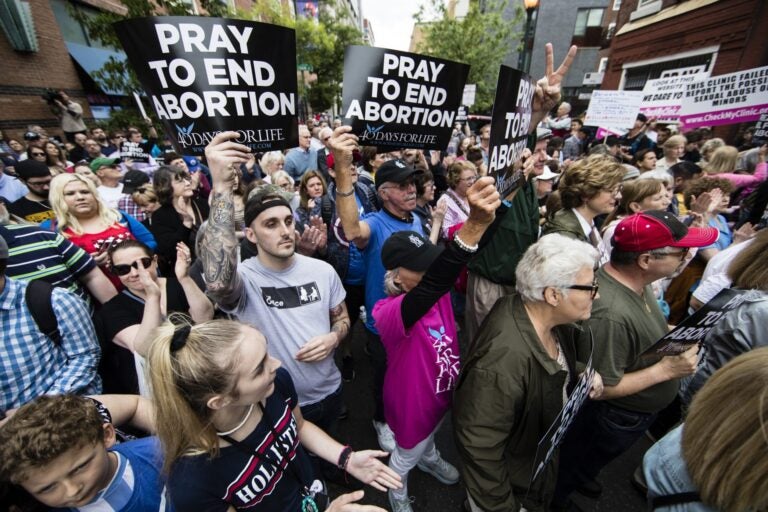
[111,257,152,276]
[31,152,46,157]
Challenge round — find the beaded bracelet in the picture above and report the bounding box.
[454,234,479,253]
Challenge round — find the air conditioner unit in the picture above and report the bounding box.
[0,0,38,52]
[583,72,604,85]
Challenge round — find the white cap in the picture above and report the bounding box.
[535,166,559,181]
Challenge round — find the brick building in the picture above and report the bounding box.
[603,0,768,92]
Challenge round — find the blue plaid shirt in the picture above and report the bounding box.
[0,277,101,411]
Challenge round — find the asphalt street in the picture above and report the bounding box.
[328,323,650,511]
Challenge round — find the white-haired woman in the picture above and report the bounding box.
[453,234,604,512]
[373,177,500,512]
[259,150,285,178]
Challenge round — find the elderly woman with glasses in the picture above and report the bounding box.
[147,165,210,276]
[96,239,213,394]
[436,161,478,241]
[453,234,604,512]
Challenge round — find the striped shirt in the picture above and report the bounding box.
[1,223,96,302]
[0,277,101,410]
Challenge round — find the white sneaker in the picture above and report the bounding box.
[417,452,460,485]
[388,490,414,512]
[372,420,396,452]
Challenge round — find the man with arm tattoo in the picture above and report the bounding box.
[202,132,350,449]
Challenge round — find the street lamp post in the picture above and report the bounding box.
[518,0,540,74]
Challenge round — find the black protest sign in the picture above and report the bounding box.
[341,46,469,151]
[114,17,299,156]
[753,113,768,145]
[488,65,536,197]
[120,141,150,163]
[641,288,749,358]
[530,333,596,484]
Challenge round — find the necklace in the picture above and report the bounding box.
[641,290,652,313]
[216,403,254,436]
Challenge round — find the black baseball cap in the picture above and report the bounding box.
[15,159,51,179]
[381,231,443,271]
[374,159,421,190]
[122,170,150,194]
[24,131,41,141]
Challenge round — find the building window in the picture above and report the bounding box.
[612,0,621,10]
[637,0,656,7]
[572,8,604,47]
[598,57,608,73]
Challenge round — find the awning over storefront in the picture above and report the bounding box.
[66,42,127,96]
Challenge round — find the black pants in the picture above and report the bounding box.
[365,328,388,423]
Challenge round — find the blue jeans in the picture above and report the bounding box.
[553,400,657,504]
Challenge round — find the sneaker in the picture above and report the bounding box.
[416,453,460,485]
[388,490,414,512]
[372,421,396,452]
[341,355,355,382]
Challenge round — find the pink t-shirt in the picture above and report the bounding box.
[373,293,459,449]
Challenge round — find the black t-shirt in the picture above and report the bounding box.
[96,279,190,394]
[8,196,55,223]
[167,368,314,511]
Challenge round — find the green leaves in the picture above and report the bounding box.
[415,0,523,113]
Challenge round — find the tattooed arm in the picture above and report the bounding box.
[201,132,252,309]
[294,301,350,363]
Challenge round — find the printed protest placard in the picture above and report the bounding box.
[584,90,645,130]
[531,333,596,484]
[114,17,299,155]
[640,74,708,122]
[641,288,749,358]
[678,66,768,130]
[341,46,470,150]
[752,113,768,146]
[120,140,150,163]
[487,65,535,197]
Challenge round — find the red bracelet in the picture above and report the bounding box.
[337,445,353,470]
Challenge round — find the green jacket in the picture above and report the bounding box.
[467,180,539,285]
[540,208,589,243]
[453,294,580,511]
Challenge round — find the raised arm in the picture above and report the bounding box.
[200,132,251,308]
[529,43,578,133]
[328,126,372,249]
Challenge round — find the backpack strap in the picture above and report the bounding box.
[651,491,701,509]
[25,280,61,345]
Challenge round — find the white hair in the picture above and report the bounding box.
[515,234,599,303]
[638,169,673,187]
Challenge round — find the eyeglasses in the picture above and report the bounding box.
[111,257,153,276]
[566,279,599,299]
[653,248,689,261]
[31,152,46,157]
[461,176,478,184]
[603,184,623,196]
[26,179,52,187]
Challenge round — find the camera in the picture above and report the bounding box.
[41,89,63,105]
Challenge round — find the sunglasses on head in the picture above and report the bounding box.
[111,257,152,276]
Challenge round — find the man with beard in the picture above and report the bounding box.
[200,133,350,447]
[90,127,117,156]
[9,160,54,223]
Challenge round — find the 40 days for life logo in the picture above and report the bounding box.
[358,123,438,146]
[174,122,288,152]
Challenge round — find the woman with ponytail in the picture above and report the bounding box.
[147,318,401,511]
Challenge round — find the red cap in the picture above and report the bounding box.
[613,210,719,252]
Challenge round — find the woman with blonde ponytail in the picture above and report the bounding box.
[147,318,401,512]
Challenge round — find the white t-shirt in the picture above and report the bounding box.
[223,254,346,406]
[98,183,124,209]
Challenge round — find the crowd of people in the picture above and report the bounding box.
[1,46,767,512]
